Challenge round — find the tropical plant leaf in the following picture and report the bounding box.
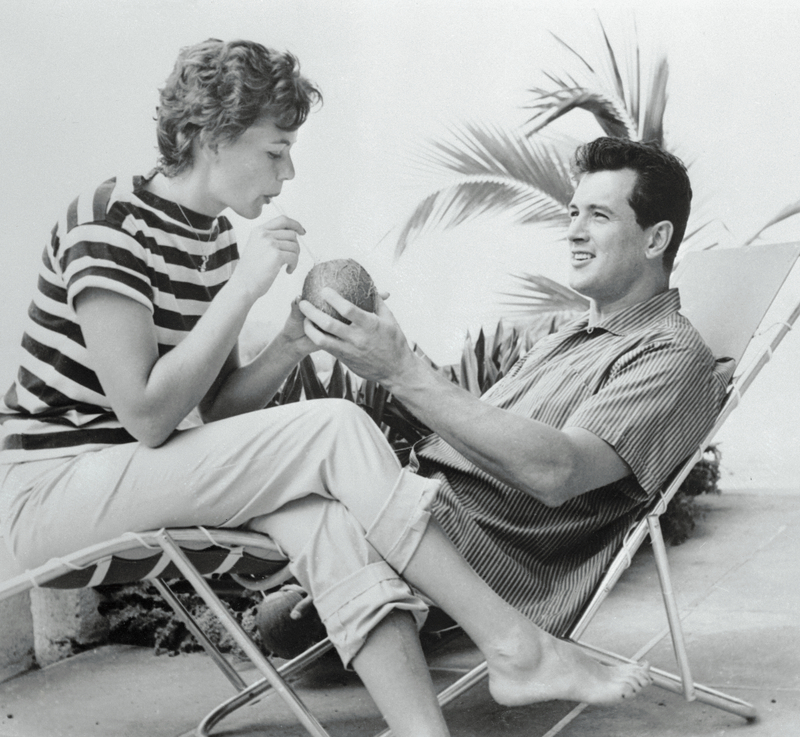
[266,364,301,407]
[298,355,327,399]
[459,333,481,396]
[524,86,636,140]
[326,359,346,398]
[500,273,589,315]
[742,198,800,246]
[640,56,668,145]
[523,20,669,147]
[395,179,570,257]
[395,124,574,256]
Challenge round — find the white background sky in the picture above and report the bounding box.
[1,0,799,488]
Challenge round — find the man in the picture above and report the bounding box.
[300,136,734,635]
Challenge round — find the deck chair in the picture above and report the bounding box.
[1,241,798,737]
[0,527,337,737]
[379,240,800,736]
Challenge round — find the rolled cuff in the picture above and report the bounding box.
[313,561,429,668]
[365,468,439,574]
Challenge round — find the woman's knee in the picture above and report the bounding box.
[306,397,366,423]
[300,398,383,440]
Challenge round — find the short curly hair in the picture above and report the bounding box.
[573,137,692,272]
[156,38,322,176]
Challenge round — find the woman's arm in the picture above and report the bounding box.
[76,283,249,447]
[75,216,306,447]
[198,298,316,423]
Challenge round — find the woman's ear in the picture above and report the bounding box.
[645,220,673,260]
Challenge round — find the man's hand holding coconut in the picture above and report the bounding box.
[300,264,416,384]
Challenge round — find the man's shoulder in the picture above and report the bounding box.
[651,310,716,359]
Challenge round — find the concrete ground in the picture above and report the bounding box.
[0,488,798,737]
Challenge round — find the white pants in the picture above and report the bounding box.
[0,399,440,665]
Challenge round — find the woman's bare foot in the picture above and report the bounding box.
[486,623,651,707]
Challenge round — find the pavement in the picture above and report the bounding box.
[0,488,798,737]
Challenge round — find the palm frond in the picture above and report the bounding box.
[742,198,800,246]
[500,273,589,315]
[640,56,668,146]
[523,20,669,147]
[395,178,570,257]
[415,122,575,196]
[598,21,627,107]
[524,86,636,139]
[395,124,574,256]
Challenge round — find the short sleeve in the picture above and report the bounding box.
[58,221,155,315]
[564,340,724,499]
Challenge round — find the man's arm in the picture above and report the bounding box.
[300,289,630,507]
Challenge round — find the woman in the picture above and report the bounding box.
[0,38,649,736]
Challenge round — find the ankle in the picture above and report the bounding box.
[484,621,544,670]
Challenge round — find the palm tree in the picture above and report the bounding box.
[394,18,709,316]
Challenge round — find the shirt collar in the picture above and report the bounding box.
[570,288,682,337]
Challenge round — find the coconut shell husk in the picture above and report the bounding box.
[301,258,378,323]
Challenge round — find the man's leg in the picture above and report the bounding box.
[369,507,652,707]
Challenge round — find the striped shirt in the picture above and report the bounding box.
[414,289,735,635]
[0,173,238,462]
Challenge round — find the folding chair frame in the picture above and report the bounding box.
[0,527,337,737]
[382,250,800,736]
[2,244,797,737]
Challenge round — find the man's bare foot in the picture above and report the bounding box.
[486,624,651,707]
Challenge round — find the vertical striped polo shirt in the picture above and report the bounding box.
[413,289,735,635]
[0,173,238,462]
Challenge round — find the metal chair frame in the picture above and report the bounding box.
[2,242,798,737]
[374,242,800,735]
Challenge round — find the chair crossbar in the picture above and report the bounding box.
[151,577,248,692]
[155,530,331,737]
[197,638,335,737]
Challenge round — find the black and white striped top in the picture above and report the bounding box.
[416,290,735,634]
[0,174,238,462]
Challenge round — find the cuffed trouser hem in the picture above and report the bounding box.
[312,561,429,668]
[365,468,440,574]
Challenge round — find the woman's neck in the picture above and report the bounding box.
[145,169,221,217]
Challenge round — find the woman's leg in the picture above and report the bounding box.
[351,611,450,737]
[256,495,449,737]
[1,399,424,568]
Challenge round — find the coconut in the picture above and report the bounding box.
[301,258,378,323]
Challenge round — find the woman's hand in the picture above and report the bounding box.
[230,215,305,303]
[275,296,319,360]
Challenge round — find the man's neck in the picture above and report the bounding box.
[588,280,670,326]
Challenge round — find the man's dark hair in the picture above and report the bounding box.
[573,137,692,272]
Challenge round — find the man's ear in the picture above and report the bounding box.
[645,220,673,260]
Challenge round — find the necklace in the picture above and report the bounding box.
[175,201,213,273]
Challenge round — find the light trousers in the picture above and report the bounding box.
[0,399,440,665]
